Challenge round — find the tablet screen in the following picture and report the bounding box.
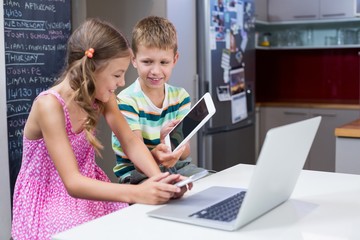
[169,98,209,151]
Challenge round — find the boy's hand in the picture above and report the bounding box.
[151,143,186,168]
[160,120,180,143]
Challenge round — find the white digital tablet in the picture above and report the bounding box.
[165,92,216,152]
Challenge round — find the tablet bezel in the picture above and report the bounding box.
[164,92,216,152]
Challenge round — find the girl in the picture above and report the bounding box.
[11,18,188,240]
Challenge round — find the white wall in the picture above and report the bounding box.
[0,0,13,238]
[71,0,87,30]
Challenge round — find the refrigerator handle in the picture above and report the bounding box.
[197,73,210,97]
[246,87,254,113]
[193,74,199,103]
[201,78,209,96]
[205,81,209,95]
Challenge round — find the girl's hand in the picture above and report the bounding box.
[135,172,186,204]
[172,175,193,199]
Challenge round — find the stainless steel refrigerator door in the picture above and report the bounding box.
[201,124,256,171]
[197,0,256,170]
[197,0,256,131]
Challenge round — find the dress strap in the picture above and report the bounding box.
[37,90,73,134]
[37,89,66,106]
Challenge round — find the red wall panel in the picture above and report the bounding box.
[256,48,360,104]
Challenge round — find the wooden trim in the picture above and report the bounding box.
[335,119,360,138]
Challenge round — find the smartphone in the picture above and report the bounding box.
[174,170,209,187]
[164,92,216,152]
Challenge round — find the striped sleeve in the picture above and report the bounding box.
[168,86,191,120]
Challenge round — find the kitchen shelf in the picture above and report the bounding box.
[256,18,360,49]
[256,44,360,50]
[255,18,360,26]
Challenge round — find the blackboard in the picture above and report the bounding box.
[4,0,71,198]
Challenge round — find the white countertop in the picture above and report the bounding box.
[52,164,360,240]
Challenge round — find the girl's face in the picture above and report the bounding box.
[132,45,178,92]
[94,56,130,102]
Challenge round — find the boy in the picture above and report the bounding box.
[112,16,206,184]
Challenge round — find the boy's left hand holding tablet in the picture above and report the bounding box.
[151,120,187,168]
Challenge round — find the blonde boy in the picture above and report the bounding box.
[112,16,206,183]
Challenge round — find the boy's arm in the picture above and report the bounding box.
[131,129,157,173]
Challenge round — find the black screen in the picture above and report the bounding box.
[169,98,209,151]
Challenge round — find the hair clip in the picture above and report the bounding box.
[85,48,95,58]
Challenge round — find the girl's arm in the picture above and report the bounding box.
[103,94,161,177]
[34,94,180,204]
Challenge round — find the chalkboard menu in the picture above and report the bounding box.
[4,0,71,197]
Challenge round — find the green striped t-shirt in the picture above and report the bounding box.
[112,78,191,178]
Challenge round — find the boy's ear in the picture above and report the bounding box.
[173,52,179,64]
[131,56,137,68]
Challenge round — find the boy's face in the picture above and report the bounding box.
[132,45,178,92]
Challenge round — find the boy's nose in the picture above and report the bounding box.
[150,64,161,75]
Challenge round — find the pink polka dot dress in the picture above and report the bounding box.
[11,90,128,240]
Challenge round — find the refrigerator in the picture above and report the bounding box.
[196,0,256,171]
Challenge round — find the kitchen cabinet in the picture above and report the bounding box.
[258,107,311,168]
[254,0,268,22]
[335,119,360,174]
[308,108,357,172]
[258,106,360,172]
[335,137,360,174]
[268,0,319,22]
[320,0,355,19]
[258,0,360,49]
[267,0,356,22]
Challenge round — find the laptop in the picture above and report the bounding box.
[148,116,321,231]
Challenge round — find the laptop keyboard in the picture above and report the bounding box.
[189,191,246,222]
